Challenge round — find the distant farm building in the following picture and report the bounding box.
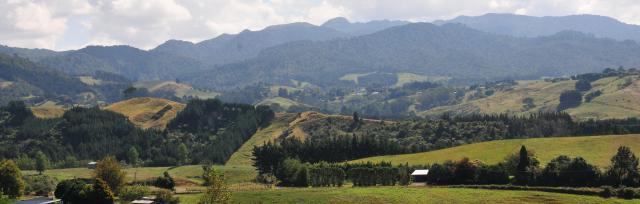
[411,169,429,182]
[87,161,97,169]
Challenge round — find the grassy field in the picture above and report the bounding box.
[422,75,640,120]
[257,97,310,110]
[350,134,640,168]
[24,165,256,185]
[135,80,219,99]
[176,187,636,204]
[105,97,185,130]
[31,101,66,118]
[227,113,297,166]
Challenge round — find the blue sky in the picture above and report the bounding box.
[2,0,640,51]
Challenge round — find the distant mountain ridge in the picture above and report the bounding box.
[435,13,640,42]
[321,17,410,35]
[185,23,640,89]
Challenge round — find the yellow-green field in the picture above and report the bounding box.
[257,97,309,109]
[177,187,635,204]
[422,75,640,120]
[350,134,640,168]
[24,165,255,185]
[135,80,219,99]
[31,101,66,118]
[226,113,297,166]
[105,97,185,130]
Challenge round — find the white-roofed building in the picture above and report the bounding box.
[411,169,429,182]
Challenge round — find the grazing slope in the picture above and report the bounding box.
[350,134,640,168]
[226,113,298,166]
[423,75,640,119]
[105,97,185,130]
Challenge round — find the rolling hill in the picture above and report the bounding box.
[349,134,640,168]
[422,74,640,120]
[105,97,185,130]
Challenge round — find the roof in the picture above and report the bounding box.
[14,197,61,204]
[131,200,154,204]
[411,169,429,176]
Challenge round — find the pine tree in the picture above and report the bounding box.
[516,145,532,185]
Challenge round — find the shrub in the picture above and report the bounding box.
[600,186,615,198]
[557,90,582,111]
[155,189,179,204]
[119,185,149,201]
[617,187,637,199]
[0,160,24,198]
[477,165,509,185]
[23,175,57,196]
[155,172,175,190]
[54,179,90,203]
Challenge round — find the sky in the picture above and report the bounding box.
[2,0,640,51]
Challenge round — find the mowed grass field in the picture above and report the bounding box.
[350,134,640,168]
[23,165,256,185]
[177,187,636,204]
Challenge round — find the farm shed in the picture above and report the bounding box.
[411,169,429,182]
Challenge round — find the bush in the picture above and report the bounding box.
[155,172,175,190]
[155,189,179,204]
[600,186,615,198]
[54,179,90,203]
[23,175,57,196]
[617,187,638,199]
[119,185,149,201]
[477,165,509,185]
[584,90,602,102]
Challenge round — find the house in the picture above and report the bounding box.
[411,169,429,182]
[87,161,97,169]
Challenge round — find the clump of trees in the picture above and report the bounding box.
[199,166,231,204]
[0,159,24,198]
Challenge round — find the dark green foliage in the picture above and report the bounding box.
[309,163,345,187]
[155,172,175,190]
[167,99,274,164]
[605,146,640,187]
[54,179,91,204]
[23,175,56,196]
[539,156,600,187]
[425,161,456,185]
[397,163,413,186]
[34,151,48,175]
[454,158,477,184]
[476,165,509,185]
[0,160,24,198]
[54,178,115,204]
[575,80,592,92]
[557,90,582,111]
[515,146,536,185]
[274,158,308,187]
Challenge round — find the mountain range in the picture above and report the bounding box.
[1,14,640,93]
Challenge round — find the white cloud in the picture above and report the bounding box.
[1,0,640,50]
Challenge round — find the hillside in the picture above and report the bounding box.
[436,13,640,42]
[226,113,298,166]
[422,74,640,119]
[187,23,640,90]
[349,134,640,168]
[105,97,185,130]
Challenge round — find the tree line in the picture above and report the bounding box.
[0,99,274,167]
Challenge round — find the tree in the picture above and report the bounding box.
[199,166,231,204]
[127,147,139,167]
[177,143,189,165]
[0,160,24,198]
[93,156,126,194]
[606,146,640,187]
[89,179,115,204]
[35,151,49,175]
[54,179,90,204]
[351,112,360,130]
[557,90,582,111]
[155,172,175,190]
[515,145,535,185]
[575,80,592,92]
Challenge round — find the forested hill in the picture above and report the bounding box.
[0,54,91,105]
[186,23,640,89]
[0,98,274,168]
[152,22,348,66]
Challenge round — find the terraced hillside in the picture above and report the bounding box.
[105,97,185,130]
[350,134,640,168]
[422,74,640,120]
